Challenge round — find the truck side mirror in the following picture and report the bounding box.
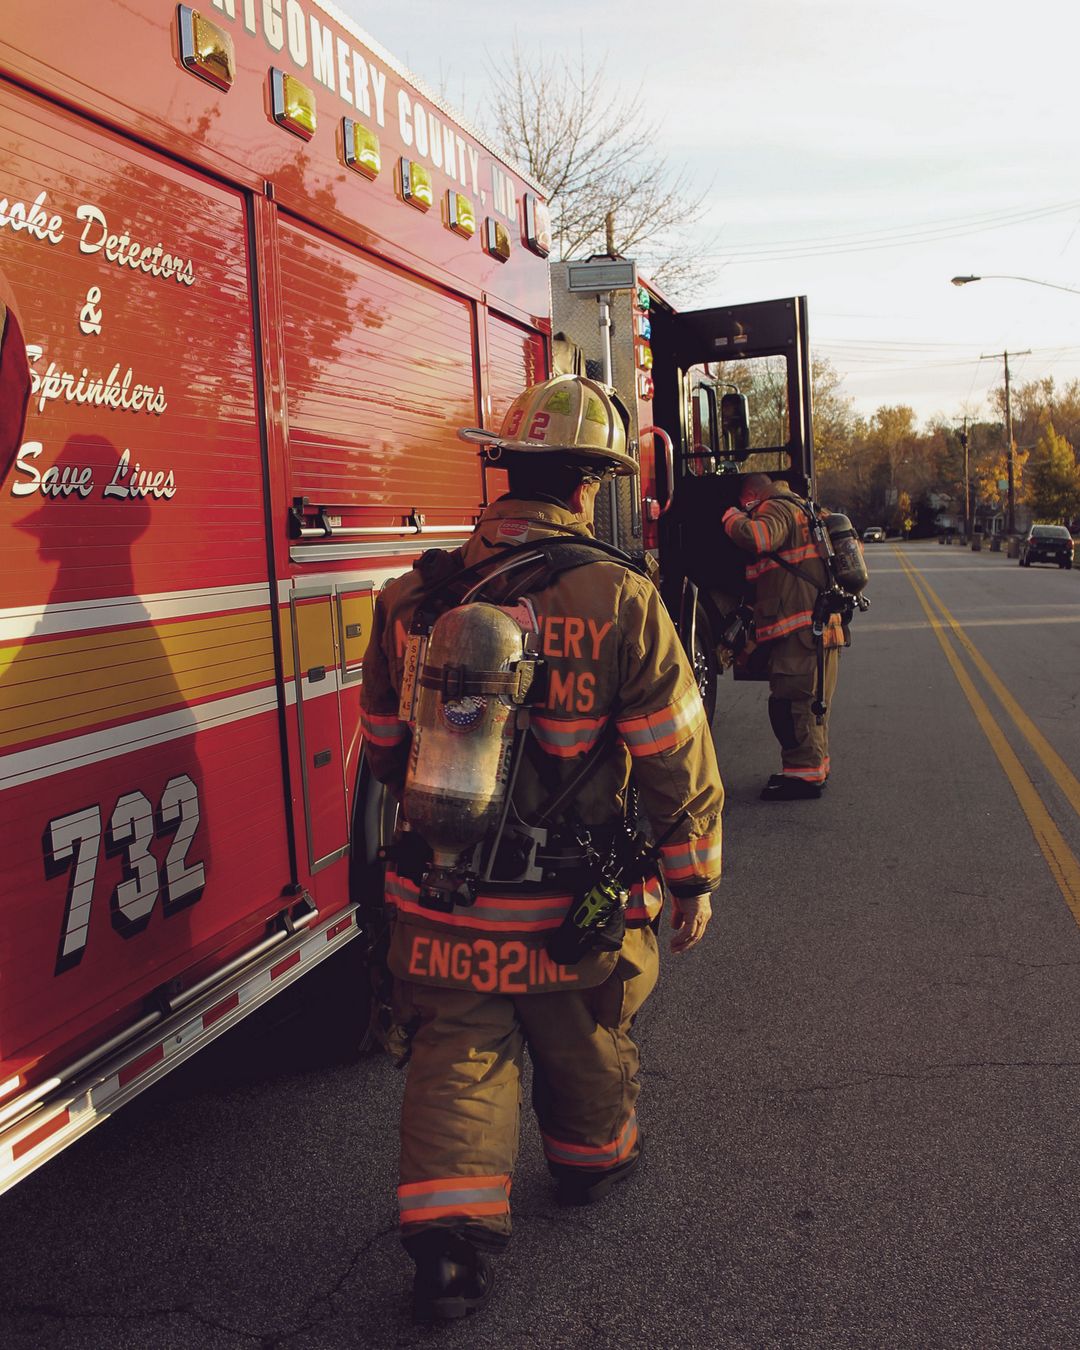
[720,392,750,458]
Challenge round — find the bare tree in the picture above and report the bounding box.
[486,42,712,298]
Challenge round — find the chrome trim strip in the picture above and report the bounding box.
[0,908,357,1195]
[311,844,350,874]
[291,538,471,563]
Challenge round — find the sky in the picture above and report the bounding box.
[345,0,1080,427]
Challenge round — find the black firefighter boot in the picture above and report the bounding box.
[553,1143,643,1207]
[409,1230,494,1324]
[760,774,823,801]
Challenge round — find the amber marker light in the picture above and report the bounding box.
[522,194,551,258]
[270,68,316,140]
[178,6,235,91]
[484,218,512,262]
[343,118,380,178]
[399,158,433,210]
[447,192,477,238]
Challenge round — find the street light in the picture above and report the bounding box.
[951,273,1080,296]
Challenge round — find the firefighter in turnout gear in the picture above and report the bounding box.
[722,473,845,801]
[360,375,724,1322]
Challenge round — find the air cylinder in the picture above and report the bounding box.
[402,603,526,867]
[825,513,869,594]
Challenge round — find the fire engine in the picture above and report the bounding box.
[0,0,557,1193]
[0,2,815,1194]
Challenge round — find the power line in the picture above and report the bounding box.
[698,199,1080,264]
[814,342,1080,367]
[708,198,1080,253]
[832,346,1080,380]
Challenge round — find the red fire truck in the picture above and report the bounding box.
[0,2,815,1193]
[0,0,556,1192]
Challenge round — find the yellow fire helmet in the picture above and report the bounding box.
[458,374,638,476]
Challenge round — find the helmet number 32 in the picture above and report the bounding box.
[502,408,550,441]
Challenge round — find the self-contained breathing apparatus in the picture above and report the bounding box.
[382,535,659,963]
[775,497,869,722]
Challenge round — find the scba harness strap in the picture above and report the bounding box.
[408,534,647,724]
[410,533,647,627]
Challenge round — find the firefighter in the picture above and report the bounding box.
[722,472,844,800]
[360,374,724,1323]
[0,275,30,479]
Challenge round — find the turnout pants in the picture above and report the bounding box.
[394,926,659,1251]
[766,633,840,784]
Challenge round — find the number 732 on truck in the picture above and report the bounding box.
[0,0,815,1193]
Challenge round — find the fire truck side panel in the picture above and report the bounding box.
[0,721,289,1082]
[277,217,480,519]
[0,0,549,330]
[0,85,293,1089]
[333,580,372,825]
[0,82,272,603]
[272,216,495,865]
[288,590,349,870]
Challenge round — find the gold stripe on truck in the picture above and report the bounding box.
[0,608,276,750]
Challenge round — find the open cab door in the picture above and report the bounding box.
[650,296,816,697]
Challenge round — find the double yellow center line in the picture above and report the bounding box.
[896,549,1080,923]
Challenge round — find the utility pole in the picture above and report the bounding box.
[958,416,970,539]
[980,348,1030,535]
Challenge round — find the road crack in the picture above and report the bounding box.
[260,1220,400,1348]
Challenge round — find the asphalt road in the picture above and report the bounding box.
[2,539,1080,1349]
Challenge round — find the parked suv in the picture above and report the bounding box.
[1019,524,1074,568]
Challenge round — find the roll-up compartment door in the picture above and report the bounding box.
[487,313,546,419]
[276,217,482,525]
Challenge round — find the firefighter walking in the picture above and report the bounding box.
[722,473,849,801]
[360,375,724,1322]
